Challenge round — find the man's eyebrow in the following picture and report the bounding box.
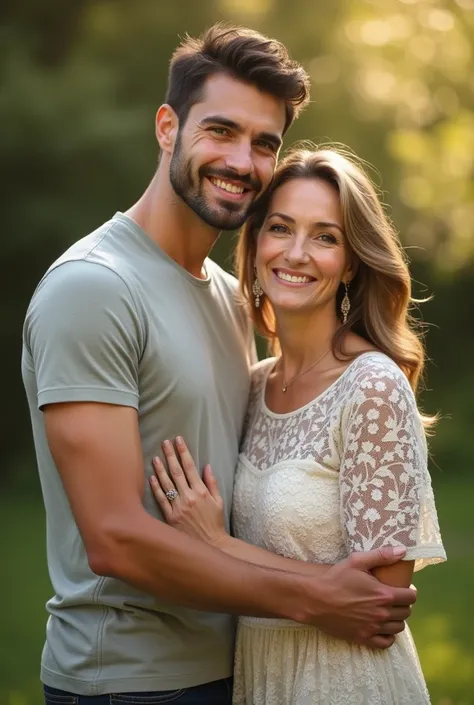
[268,212,344,234]
[199,115,241,131]
[199,116,282,150]
[257,131,282,151]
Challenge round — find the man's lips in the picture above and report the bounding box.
[207,176,253,200]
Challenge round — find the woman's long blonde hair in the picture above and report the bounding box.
[236,146,431,404]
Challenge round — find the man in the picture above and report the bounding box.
[23,24,416,705]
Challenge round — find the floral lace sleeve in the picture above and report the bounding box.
[340,359,446,571]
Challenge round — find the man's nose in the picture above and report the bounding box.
[225,140,253,175]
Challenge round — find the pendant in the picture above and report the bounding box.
[282,385,287,393]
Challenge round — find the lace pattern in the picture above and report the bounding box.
[233,622,431,705]
[238,352,445,570]
[231,352,445,704]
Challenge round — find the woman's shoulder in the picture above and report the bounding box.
[342,350,416,409]
[336,334,407,389]
[249,356,276,394]
[347,350,409,381]
[250,356,276,377]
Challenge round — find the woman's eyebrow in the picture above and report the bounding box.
[267,212,295,223]
[267,212,343,234]
[312,220,344,234]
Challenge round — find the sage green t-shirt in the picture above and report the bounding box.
[22,213,255,696]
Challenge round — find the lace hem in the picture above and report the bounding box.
[405,544,447,571]
[233,622,431,705]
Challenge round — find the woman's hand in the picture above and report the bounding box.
[150,436,228,547]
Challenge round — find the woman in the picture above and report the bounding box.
[150,147,446,704]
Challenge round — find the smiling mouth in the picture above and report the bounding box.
[208,176,251,197]
[274,269,316,285]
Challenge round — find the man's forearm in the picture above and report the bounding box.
[90,510,418,648]
[94,510,315,622]
[43,404,416,648]
[214,534,332,577]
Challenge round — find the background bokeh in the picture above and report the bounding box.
[1,1,473,703]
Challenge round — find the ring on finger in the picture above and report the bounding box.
[165,488,179,502]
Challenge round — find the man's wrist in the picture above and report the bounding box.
[208,531,232,551]
[263,570,325,624]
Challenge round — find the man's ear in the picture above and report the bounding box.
[155,104,179,154]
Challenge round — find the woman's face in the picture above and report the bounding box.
[255,177,351,315]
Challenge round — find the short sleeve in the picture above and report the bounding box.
[340,359,446,571]
[24,260,143,409]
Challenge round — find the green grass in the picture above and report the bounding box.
[408,479,474,704]
[0,479,472,705]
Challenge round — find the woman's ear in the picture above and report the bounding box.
[155,104,179,154]
[344,254,359,284]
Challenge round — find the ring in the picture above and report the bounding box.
[165,489,178,502]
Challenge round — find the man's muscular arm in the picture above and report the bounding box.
[29,262,415,648]
[44,401,415,648]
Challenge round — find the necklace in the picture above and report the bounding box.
[281,347,331,393]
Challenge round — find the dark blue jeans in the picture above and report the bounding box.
[43,679,233,705]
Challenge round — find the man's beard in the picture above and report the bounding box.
[169,132,264,231]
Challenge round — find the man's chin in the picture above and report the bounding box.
[199,204,250,231]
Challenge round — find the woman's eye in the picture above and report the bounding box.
[269,224,288,234]
[317,233,337,244]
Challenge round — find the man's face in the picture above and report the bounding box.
[169,73,286,231]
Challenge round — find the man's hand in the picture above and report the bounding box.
[310,546,416,648]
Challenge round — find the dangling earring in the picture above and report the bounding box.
[252,269,263,308]
[341,281,351,324]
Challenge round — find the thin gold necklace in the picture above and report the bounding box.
[281,348,331,393]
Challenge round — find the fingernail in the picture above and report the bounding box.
[392,546,406,557]
[176,436,184,446]
[153,456,160,464]
[208,465,213,475]
[150,475,156,484]
[162,440,171,449]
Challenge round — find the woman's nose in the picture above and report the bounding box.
[284,239,310,264]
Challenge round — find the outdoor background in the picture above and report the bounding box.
[1,0,473,703]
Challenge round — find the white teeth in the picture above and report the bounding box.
[210,178,244,194]
[276,271,313,284]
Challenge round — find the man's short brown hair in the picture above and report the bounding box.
[165,23,310,134]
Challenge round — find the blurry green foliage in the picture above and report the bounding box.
[1,0,473,702]
[2,0,472,484]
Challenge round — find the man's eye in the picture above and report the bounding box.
[210,127,228,136]
[255,140,275,152]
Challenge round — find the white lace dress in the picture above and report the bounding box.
[232,352,446,705]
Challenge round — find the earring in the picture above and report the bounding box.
[341,281,351,324]
[252,270,263,308]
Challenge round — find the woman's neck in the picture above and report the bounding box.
[275,303,341,379]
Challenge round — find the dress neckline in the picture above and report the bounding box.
[260,350,391,419]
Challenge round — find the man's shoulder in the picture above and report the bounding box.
[46,215,128,278]
[205,258,239,290]
[25,216,141,331]
[31,215,139,302]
